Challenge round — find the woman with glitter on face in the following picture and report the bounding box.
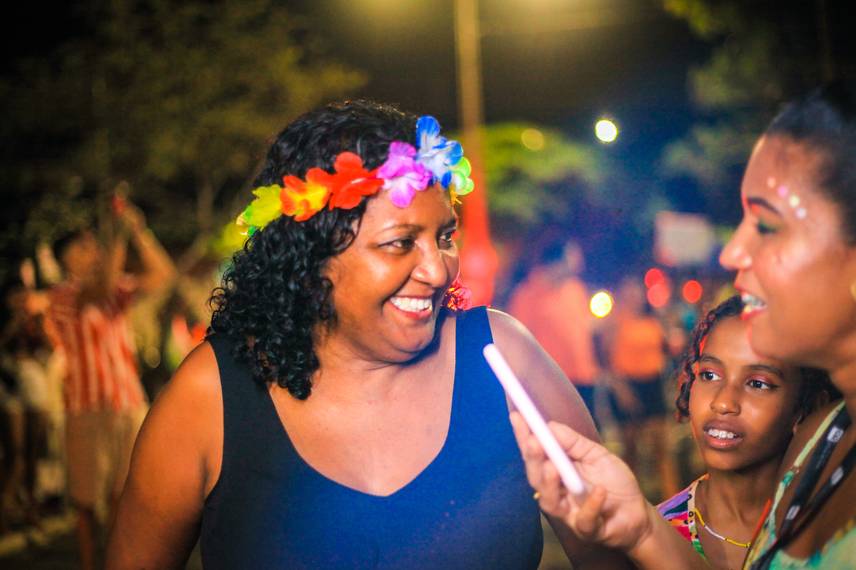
[509,84,856,569]
[104,100,630,569]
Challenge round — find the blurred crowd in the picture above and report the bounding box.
[0,198,218,567]
[498,234,734,503]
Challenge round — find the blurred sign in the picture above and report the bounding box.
[654,211,716,267]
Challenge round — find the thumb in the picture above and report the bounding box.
[546,421,605,461]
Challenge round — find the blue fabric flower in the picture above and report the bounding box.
[416,115,464,189]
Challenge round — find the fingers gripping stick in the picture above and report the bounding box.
[483,343,588,499]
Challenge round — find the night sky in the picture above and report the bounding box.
[290,0,710,174]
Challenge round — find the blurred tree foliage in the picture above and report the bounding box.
[0,0,363,287]
[479,123,671,287]
[483,122,668,236]
[659,0,837,222]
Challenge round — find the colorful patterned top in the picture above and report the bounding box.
[657,474,708,559]
[744,401,856,569]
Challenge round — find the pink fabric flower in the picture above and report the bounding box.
[377,142,432,207]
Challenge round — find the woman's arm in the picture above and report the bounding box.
[486,309,636,568]
[106,342,223,570]
[487,308,597,439]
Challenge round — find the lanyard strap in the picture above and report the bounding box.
[750,407,854,570]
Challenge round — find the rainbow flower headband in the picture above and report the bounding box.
[237,116,474,235]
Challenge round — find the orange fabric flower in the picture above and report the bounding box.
[324,152,383,210]
[281,172,331,222]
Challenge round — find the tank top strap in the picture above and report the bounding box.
[206,334,281,495]
[453,306,494,363]
[448,306,499,413]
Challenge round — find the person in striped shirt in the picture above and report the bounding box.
[45,199,175,570]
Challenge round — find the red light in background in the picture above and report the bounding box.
[647,282,671,308]
[644,267,666,288]
[682,280,703,304]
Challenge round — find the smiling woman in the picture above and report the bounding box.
[103,100,617,569]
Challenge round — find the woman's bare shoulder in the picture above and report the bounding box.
[140,341,224,488]
[107,341,223,569]
[486,308,599,441]
[163,341,221,399]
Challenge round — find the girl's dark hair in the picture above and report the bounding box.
[675,295,838,421]
[766,82,856,243]
[208,100,417,399]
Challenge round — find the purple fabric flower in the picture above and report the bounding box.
[378,142,432,207]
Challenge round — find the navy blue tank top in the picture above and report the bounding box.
[200,307,543,569]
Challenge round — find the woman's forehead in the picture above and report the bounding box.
[748,136,824,185]
[360,185,456,228]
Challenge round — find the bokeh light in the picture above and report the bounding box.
[644,267,666,288]
[595,118,618,143]
[520,128,545,150]
[647,282,671,309]
[590,290,614,318]
[682,279,703,304]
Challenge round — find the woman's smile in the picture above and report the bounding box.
[389,295,434,318]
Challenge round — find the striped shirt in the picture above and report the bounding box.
[46,276,147,414]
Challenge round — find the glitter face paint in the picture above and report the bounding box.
[720,135,856,368]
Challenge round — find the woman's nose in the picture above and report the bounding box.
[412,246,450,288]
[720,221,753,271]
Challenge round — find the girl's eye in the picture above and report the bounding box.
[439,230,456,249]
[756,221,777,235]
[747,378,774,390]
[699,370,720,382]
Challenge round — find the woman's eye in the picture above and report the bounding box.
[756,221,777,235]
[748,378,774,390]
[439,231,456,249]
[386,237,415,250]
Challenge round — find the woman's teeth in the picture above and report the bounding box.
[391,297,432,312]
[741,293,766,311]
[706,428,738,440]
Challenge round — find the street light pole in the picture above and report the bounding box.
[454,0,498,306]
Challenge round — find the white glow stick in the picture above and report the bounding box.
[483,343,588,498]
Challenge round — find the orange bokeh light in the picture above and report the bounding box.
[682,279,703,304]
[644,267,666,289]
[647,282,671,308]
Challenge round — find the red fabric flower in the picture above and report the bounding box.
[443,276,473,311]
[325,152,384,210]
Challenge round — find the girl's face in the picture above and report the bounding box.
[688,315,803,473]
[719,135,856,370]
[324,184,459,363]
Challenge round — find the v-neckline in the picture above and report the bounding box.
[263,317,460,499]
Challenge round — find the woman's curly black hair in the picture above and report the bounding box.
[208,100,418,400]
[675,295,839,421]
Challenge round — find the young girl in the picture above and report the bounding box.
[658,296,835,569]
